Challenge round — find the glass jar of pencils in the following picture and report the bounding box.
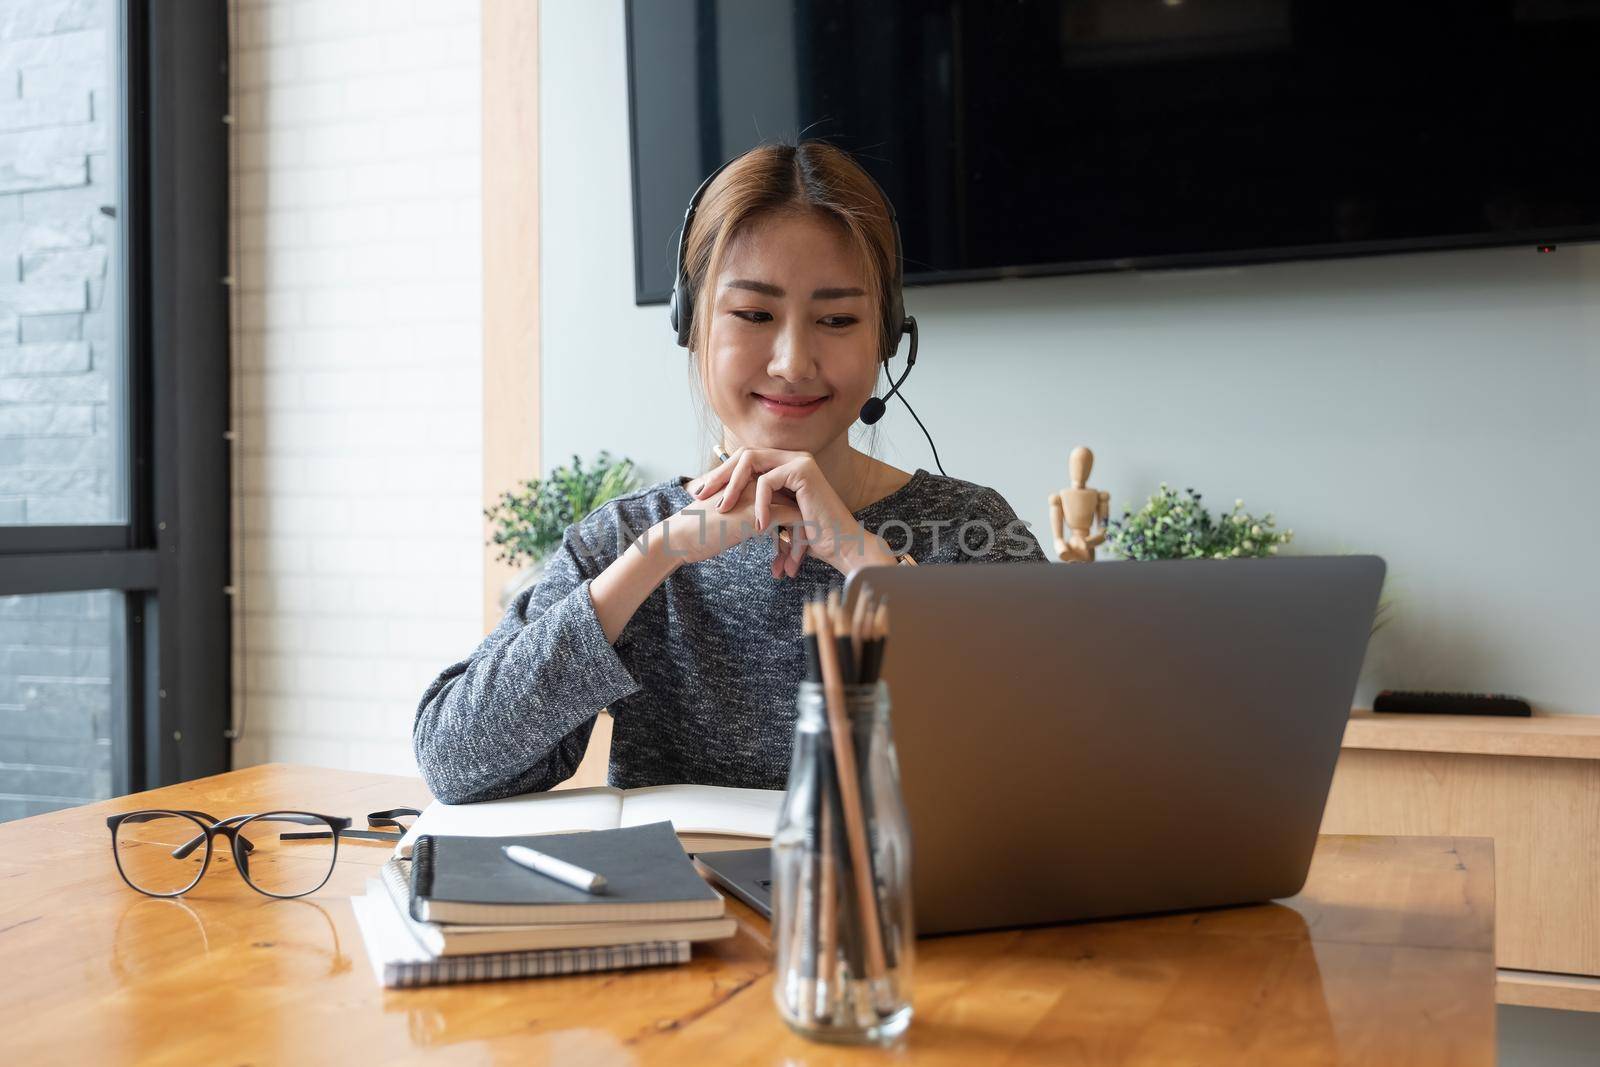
[771,679,914,1044]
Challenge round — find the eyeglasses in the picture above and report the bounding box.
[105,809,354,899]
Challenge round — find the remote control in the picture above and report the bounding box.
[1372,690,1532,717]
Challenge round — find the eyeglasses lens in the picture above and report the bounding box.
[114,812,208,896]
[235,812,338,898]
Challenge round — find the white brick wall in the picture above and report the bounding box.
[230,0,484,776]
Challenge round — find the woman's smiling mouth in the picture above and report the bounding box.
[754,392,829,417]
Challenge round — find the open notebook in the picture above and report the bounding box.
[394,783,784,859]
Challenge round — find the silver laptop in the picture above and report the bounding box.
[697,556,1385,936]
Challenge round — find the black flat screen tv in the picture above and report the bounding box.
[624,0,1600,305]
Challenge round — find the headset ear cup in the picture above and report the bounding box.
[671,285,692,349]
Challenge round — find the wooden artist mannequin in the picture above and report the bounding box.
[1048,446,1111,563]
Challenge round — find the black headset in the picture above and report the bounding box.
[667,150,946,474]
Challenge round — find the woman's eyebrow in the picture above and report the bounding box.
[725,279,866,300]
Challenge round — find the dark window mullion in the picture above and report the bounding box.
[145,1,231,786]
[0,550,159,596]
[123,0,153,554]
[0,526,132,554]
[109,595,140,796]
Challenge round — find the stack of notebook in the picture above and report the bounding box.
[350,820,741,988]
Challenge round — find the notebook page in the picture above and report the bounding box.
[354,880,432,968]
[616,784,784,838]
[393,786,625,859]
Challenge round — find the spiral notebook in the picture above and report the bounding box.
[350,882,690,989]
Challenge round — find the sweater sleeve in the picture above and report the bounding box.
[411,514,644,804]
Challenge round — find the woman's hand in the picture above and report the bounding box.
[687,448,898,577]
[656,477,806,572]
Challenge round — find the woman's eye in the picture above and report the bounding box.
[731,311,856,329]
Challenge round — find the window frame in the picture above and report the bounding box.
[0,2,232,797]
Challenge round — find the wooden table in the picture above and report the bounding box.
[0,764,1496,1066]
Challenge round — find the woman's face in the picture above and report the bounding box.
[700,211,879,455]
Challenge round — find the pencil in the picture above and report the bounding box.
[857,600,878,685]
[798,601,824,1014]
[850,589,873,679]
[812,600,859,1009]
[801,598,822,684]
[806,601,839,1020]
[843,588,877,982]
[816,774,838,1019]
[826,592,856,685]
[864,598,890,684]
[853,595,898,973]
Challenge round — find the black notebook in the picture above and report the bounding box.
[408,820,725,925]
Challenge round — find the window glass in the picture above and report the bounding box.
[0,589,120,821]
[0,0,125,525]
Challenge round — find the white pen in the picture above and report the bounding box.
[501,844,608,894]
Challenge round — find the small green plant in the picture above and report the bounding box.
[485,452,641,569]
[1107,484,1293,561]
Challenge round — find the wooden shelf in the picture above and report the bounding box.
[1341,709,1600,761]
[1498,970,1600,1013]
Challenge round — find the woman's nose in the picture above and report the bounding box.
[767,319,818,381]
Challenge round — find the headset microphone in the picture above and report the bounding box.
[859,313,947,477]
[859,315,917,425]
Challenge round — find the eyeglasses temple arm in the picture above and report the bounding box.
[278,828,398,843]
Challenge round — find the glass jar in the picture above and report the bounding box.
[771,679,914,1044]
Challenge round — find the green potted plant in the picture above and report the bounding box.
[1106,484,1393,635]
[485,451,642,608]
[1106,484,1293,561]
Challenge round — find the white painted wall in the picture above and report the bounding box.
[540,0,1600,716]
[229,0,483,774]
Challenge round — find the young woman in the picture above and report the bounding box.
[414,140,1045,804]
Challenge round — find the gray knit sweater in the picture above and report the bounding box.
[413,468,1047,803]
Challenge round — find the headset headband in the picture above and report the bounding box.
[667,149,908,360]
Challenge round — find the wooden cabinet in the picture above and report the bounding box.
[1321,710,1600,1012]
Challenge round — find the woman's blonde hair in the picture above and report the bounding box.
[679,139,899,457]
